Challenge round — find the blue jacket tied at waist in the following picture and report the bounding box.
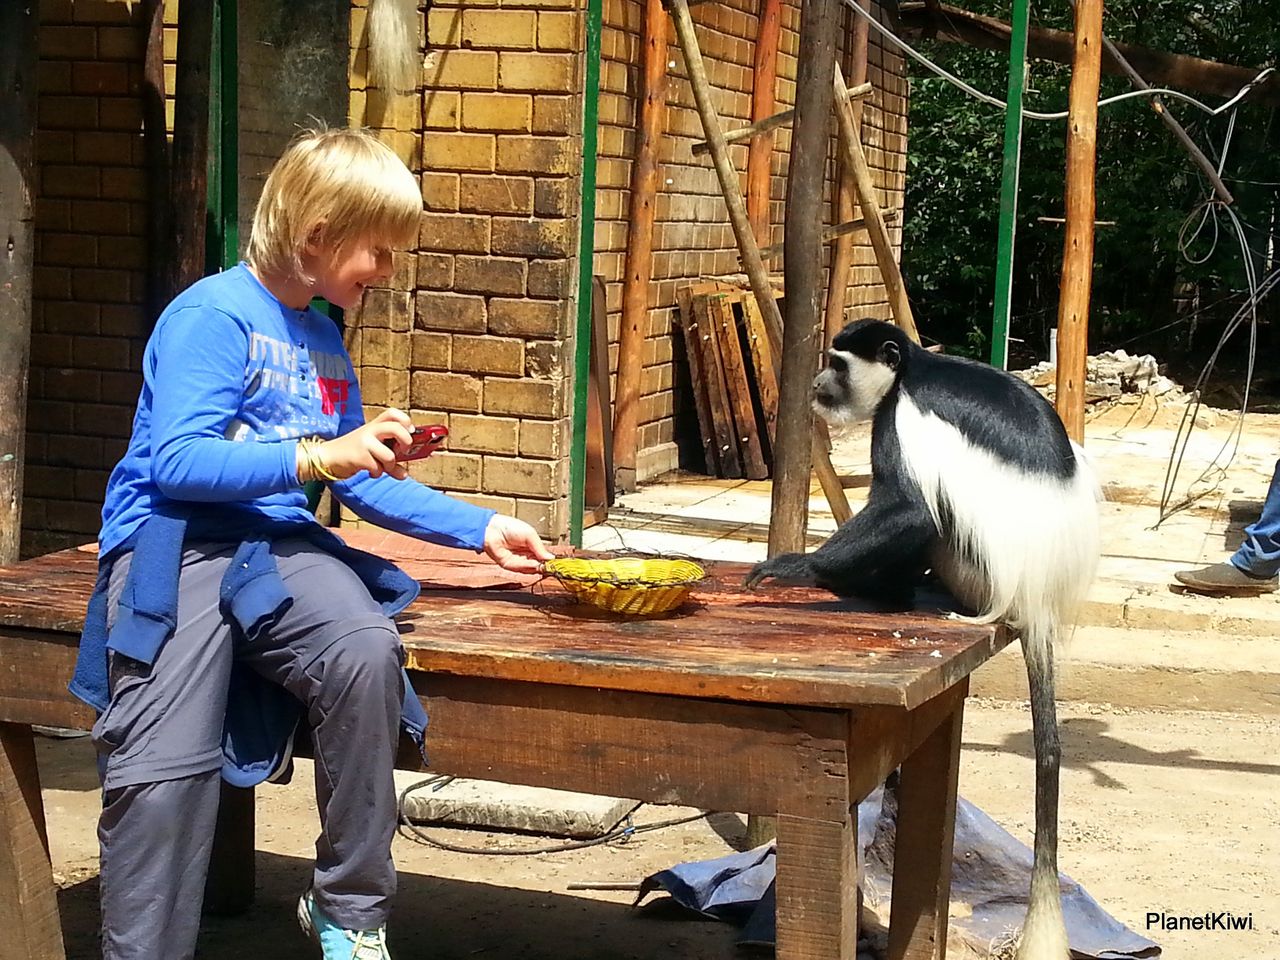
[72,506,428,787]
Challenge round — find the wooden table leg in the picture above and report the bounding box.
[887,694,964,960]
[203,782,255,915]
[0,722,67,960]
[775,810,858,960]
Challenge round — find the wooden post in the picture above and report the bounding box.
[822,0,870,344]
[614,0,670,494]
[166,0,216,300]
[833,67,919,344]
[746,0,782,247]
[142,0,171,325]
[0,0,38,565]
[1054,0,1105,444]
[771,0,840,559]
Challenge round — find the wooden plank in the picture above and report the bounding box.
[887,691,964,960]
[0,555,1009,713]
[775,812,858,960]
[741,295,781,435]
[141,0,171,324]
[0,723,67,960]
[0,0,38,565]
[674,284,720,474]
[585,275,614,511]
[691,294,744,478]
[614,0,670,491]
[400,675,852,822]
[707,294,768,480]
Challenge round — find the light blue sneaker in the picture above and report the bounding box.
[297,890,391,960]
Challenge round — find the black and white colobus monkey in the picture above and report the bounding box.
[747,318,1100,960]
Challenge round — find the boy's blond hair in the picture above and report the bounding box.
[247,127,420,281]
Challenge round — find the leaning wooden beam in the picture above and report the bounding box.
[897,1,1280,107]
[614,0,670,494]
[833,67,920,344]
[823,0,870,345]
[693,82,871,157]
[772,0,843,557]
[0,0,37,565]
[1055,0,1106,444]
[758,210,900,261]
[664,0,852,528]
[746,0,782,246]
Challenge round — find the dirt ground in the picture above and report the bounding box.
[38,697,1280,960]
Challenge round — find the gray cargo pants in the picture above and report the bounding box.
[94,539,406,960]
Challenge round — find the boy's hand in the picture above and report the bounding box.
[316,409,415,481]
[483,515,555,574]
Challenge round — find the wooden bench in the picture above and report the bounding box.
[0,535,1009,960]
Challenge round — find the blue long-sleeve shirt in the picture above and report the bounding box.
[99,263,494,555]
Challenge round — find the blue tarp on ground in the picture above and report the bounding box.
[637,786,1160,958]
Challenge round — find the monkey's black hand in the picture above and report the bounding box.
[744,553,814,589]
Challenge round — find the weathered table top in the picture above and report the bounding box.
[0,534,1009,710]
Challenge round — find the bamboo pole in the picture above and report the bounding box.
[746,0,782,246]
[1054,0,1105,444]
[665,0,851,530]
[0,1,38,564]
[614,0,670,494]
[832,67,919,344]
[771,0,841,557]
[822,0,870,345]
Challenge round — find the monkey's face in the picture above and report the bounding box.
[813,347,897,424]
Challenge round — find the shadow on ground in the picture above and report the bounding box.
[55,851,740,960]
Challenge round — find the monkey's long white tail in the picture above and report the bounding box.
[368,0,419,92]
[1015,616,1070,960]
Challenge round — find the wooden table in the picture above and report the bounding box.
[0,540,1009,960]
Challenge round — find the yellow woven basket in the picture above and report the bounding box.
[542,557,705,616]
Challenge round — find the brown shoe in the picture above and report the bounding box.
[1174,562,1278,596]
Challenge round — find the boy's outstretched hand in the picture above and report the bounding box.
[483,514,555,574]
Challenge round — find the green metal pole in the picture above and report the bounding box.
[219,0,238,269]
[206,0,238,273]
[569,0,603,547]
[989,0,1029,370]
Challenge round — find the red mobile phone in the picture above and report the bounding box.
[389,425,448,462]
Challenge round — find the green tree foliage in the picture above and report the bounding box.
[901,0,1279,363]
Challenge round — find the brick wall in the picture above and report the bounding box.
[593,0,909,481]
[345,0,585,539]
[24,0,175,556]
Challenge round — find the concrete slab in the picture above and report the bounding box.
[394,773,639,840]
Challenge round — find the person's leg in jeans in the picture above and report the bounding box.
[236,539,405,934]
[1231,459,1280,576]
[95,546,239,960]
[1176,459,1280,594]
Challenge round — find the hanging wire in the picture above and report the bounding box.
[835,0,1275,122]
